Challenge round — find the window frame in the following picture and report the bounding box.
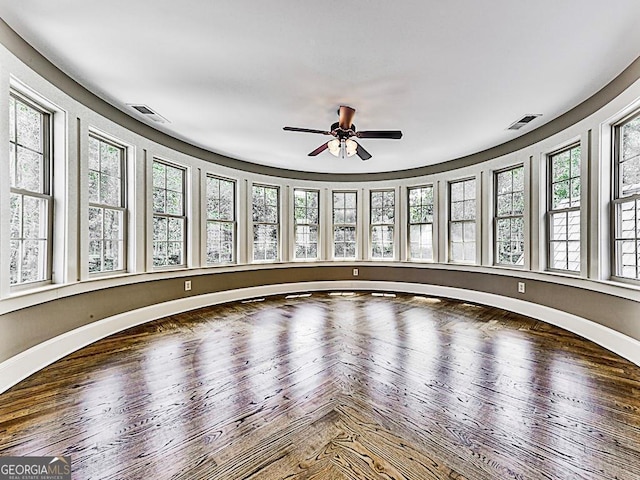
[494,164,525,267]
[251,183,280,262]
[151,158,188,269]
[370,188,396,260]
[205,174,237,265]
[407,184,435,262]
[448,177,477,264]
[332,190,358,260]
[611,111,640,282]
[87,132,128,275]
[8,90,54,288]
[546,144,581,274]
[293,188,320,261]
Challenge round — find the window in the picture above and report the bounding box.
[449,178,476,263]
[495,165,525,266]
[294,189,319,260]
[613,113,640,280]
[88,135,126,273]
[333,191,357,259]
[206,175,236,264]
[252,184,279,261]
[152,160,186,267]
[9,93,52,286]
[408,185,434,261]
[370,190,395,259]
[548,145,580,272]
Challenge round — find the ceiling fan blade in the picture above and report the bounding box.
[338,106,356,130]
[308,142,329,156]
[355,142,372,161]
[356,130,403,139]
[283,126,331,135]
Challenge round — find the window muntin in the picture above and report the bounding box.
[495,165,525,266]
[206,175,236,264]
[294,189,319,260]
[449,178,476,263]
[408,185,434,261]
[333,191,357,259]
[152,160,186,267]
[370,189,395,259]
[613,114,640,280]
[9,93,52,286]
[252,184,279,261]
[88,135,126,274]
[548,145,580,272]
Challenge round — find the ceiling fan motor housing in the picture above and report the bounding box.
[331,121,357,138]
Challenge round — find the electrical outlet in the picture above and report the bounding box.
[353,268,359,276]
[517,282,525,294]
[185,280,192,291]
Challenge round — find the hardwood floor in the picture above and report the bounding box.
[1,292,639,479]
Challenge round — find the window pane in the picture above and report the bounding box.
[166,165,184,192]
[371,191,394,259]
[152,161,165,189]
[10,194,22,239]
[614,199,639,279]
[153,161,187,269]
[166,190,183,216]
[101,143,121,177]
[294,190,319,259]
[153,187,166,213]
[253,186,279,261]
[88,136,100,171]
[451,201,463,221]
[450,182,463,202]
[345,192,356,208]
[16,100,43,152]
[21,240,46,283]
[88,170,100,204]
[100,174,121,207]
[621,116,640,162]
[88,207,103,240]
[10,95,51,286]
[494,166,524,266]
[206,177,236,264]
[449,179,476,264]
[16,147,43,192]
[333,192,357,259]
[621,157,640,197]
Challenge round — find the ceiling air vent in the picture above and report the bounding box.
[127,104,169,124]
[507,114,541,130]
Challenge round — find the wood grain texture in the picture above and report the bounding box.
[1,292,639,479]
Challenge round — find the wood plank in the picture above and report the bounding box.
[1,292,639,479]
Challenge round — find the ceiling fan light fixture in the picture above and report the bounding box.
[327,138,341,156]
[328,138,358,158]
[345,139,358,157]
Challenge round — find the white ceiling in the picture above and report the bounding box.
[1,1,639,174]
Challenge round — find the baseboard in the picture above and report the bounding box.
[1,280,638,395]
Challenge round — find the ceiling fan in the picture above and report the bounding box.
[283,106,402,160]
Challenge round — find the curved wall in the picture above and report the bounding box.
[0,20,639,392]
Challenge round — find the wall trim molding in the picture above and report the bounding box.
[0,19,639,181]
[1,280,638,395]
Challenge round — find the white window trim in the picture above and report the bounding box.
[203,173,237,266]
[407,184,435,262]
[369,188,396,260]
[150,157,189,270]
[494,164,525,268]
[250,182,280,263]
[292,187,320,261]
[448,176,477,264]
